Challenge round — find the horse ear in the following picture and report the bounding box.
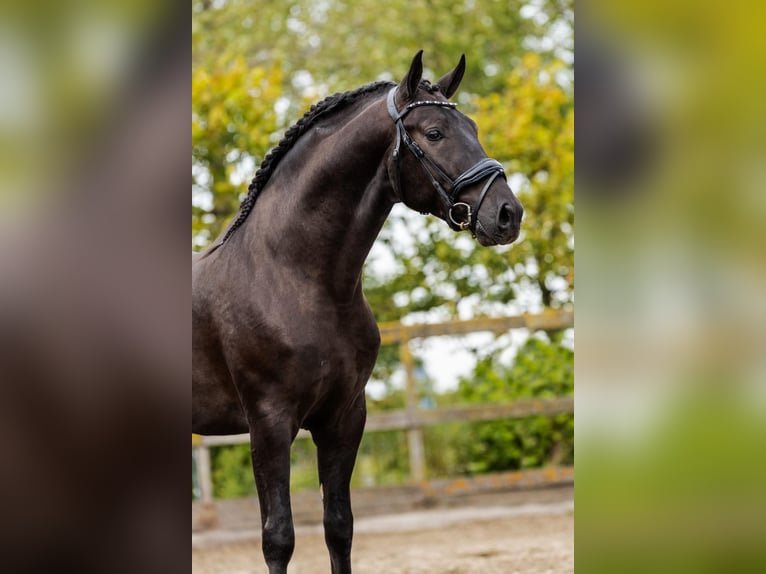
[436,54,466,99]
[399,50,424,101]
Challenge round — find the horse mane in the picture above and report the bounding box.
[210,80,402,250]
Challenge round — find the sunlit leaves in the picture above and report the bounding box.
[192,48,284,248]
[473,54,574,308]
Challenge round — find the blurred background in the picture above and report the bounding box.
[192,0,575,499]
[576,0,766,572]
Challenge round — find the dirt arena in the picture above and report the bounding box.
[193,492,573,574]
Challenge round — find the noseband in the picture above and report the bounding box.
[386,87,506,234]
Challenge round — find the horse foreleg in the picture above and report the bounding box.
[312,396,366,574]
[249,419,296,574]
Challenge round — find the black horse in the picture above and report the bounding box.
[192,51,523,573]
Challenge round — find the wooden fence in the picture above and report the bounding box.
[192,309,574,504]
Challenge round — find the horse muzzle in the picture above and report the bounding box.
[473,186,523,246]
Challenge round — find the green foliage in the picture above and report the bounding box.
[455,336,574,473]
[423,423,466,477]
[211,444,256,499]
[352,431,411,487]
[193,0,571,100]
[192,57,284,247]
[289,438,320,492]
[209,440,320,499]
[474,54,575,308]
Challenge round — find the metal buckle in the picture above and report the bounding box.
[448,202,472,231]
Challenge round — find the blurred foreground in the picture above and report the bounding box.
[0,2,188,573]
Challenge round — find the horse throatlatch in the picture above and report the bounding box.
[386,86,507,236]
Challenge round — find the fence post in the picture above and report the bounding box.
[400,338,426,482]
[193,440,214,504]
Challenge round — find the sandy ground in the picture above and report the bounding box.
[192,498,573,574]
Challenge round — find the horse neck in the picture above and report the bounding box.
[243,97,396,302]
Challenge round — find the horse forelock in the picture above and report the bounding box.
[419,79,442,96]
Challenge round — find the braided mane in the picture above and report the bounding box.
[211,80,397,250]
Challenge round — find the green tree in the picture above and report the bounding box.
[474,54,574,309]
[192,0,571,100]
[192,56,284,247]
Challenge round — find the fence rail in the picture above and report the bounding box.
[193,396,573,447]
[378,309,573,344]
[192,310,574,503]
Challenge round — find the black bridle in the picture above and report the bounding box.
[386,87,507,234]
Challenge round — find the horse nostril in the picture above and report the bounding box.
[497,203,512,229]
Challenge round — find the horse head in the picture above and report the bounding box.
[387,50,523,246]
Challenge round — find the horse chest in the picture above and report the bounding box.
[291,329,377,385]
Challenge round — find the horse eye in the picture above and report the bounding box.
[426,129,443,141]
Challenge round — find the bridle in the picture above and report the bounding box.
[386,86,507,234]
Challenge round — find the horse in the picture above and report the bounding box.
[192,51,523,573]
